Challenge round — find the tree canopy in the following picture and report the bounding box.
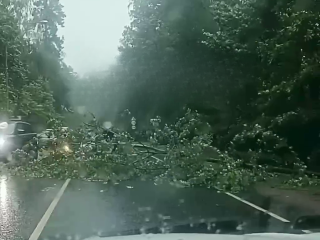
[0,0,72,122]
[69,0,320,169]
[3,0,320,191]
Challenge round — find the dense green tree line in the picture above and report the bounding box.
[5,0,319,191]
[72,0,320,173]
[0,0,71,123]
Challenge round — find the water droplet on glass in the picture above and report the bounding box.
[236,224,244,230]
[207,223,211,230]
[103,121,113,129]
[76,106,86,115]
[74,235,81,240]
[138,207,152,212]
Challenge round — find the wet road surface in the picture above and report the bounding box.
[0,176,64,240]
[0,176,316,240]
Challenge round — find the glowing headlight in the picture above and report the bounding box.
[63,145,71,153]
[0,138,5,147]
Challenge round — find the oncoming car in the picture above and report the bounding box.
[0,121,37,162]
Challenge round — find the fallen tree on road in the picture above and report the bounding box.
[7,109,320,192]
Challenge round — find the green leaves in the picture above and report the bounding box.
[0,0,71,118]
[5,0,320,192]
[6,110,257,192]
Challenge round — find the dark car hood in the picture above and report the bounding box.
[84,233,320,240]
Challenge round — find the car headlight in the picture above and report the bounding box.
[63,145,70,152]
[0,138,5,147]
[59,144,72,153]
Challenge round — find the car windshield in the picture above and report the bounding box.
[1,0,320,239]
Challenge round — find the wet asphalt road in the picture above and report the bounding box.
[0,176,315,240]
[0,176,65,240]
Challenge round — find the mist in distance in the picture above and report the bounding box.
[59,0,130,75]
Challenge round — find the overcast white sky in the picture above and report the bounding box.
[59,0,130,75]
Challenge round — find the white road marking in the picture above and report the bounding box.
[153,154,313,233]
[222,190,313,233]
[154,153,312,231]
[29,179,71,240]
[224,191,290,222]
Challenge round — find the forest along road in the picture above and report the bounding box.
[0,176,317,240]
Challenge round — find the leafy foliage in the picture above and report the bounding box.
[4,0,320,192]
[59,0,320,191]
[0,0,72,121]
[12,109,258,192]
